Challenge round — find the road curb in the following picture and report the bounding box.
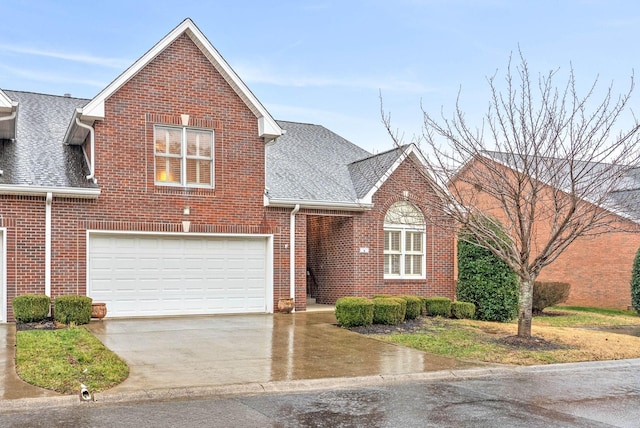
[3,359,640,413]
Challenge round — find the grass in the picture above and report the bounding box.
[373,307,640,365]
[15,326,129,394]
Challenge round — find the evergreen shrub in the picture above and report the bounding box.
[12,294,51,323]
[335,297,374,328]
[54,295,92,325]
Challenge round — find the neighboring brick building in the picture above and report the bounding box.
[0,19,455,321]
[454,153,640,310]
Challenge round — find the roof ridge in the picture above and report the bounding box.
[3,89,90,101]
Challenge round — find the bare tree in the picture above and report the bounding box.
[383,52,640,338]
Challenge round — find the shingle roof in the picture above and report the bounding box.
[266,121,371,203]
[266,121,408,206]
[484,150,640,223]
[0,93,405,205]
[1,91,97,189]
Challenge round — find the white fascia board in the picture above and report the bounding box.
[0,185,100,199]
[361,144,450,203]
[0,89,16,113]
[265,197,373,211]
[79,18,282,139]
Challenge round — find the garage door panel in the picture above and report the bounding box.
[88,234,268,317]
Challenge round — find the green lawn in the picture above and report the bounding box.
[15,327,129,395]
[372,307,640,365]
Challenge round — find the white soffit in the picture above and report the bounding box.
[80,18,282,139]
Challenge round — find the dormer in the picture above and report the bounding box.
[0,89,18,141]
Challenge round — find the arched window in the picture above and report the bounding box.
[384,201,426,278]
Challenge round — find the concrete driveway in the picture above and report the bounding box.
[85,311,472,393]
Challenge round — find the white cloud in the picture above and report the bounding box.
[0,64,107,88]
[234,63,434,93]
[0,44,130,69]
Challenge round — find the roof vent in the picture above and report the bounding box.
[64,93,71,98]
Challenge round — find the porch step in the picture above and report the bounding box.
[307,296,317,305]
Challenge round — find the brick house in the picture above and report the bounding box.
[454,153,640,309]
[0,19,455,321]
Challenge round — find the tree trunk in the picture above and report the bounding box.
[517,277,534,338]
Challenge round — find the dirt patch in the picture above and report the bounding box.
[349,317,436,335]
[15,318,66,331]
[495,334,570,351]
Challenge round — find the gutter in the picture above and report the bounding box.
[0,185,100,199]
[290,204,300,306]
[266,198,373,211]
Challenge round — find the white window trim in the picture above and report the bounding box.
[154,125,214,188]
[384,223,426,280]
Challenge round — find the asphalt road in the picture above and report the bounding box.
[2,360,639,427]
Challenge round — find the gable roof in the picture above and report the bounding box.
[64,18,282,145]
[265,123,434,210]
[481,151,640,224]
[0,91,99,198]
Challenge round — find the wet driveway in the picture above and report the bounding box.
[85,311,473,393]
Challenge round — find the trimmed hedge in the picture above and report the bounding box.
[451,301,476,319]
[54,295,92,325]
[335,297,374,328]
[372,297,405,325]
[532,281,570,314]
[397,295,422,320]
[425,297,452,317]
[12,294,51,323]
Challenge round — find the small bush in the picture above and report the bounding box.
[419,297,428,315]
[532,281,571,315]
[631,247,640,314]
[451,301,476,319]
[397,295,423,320]
[335,297,374,328]
[54,295,92,325]
[372,298,406,325]
[425,297,452,317]
[12,294,51,323]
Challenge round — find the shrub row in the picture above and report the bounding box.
[335,295,476,327]
[12,294,93,325]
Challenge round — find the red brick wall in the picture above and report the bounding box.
[307,215,355,303]
[453,158,637,309]
[1,33,292,319]
[306,153,456,304]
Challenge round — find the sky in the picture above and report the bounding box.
[2,0,640,154]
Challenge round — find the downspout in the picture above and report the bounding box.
[75,118,97,183]
[45,192,52,299]
[290,204,301,305]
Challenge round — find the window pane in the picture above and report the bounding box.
[385,254,401,275]
[404,255,423,275]
[187,130,212,157]
[384,231,400,252]
[186,159,212,185]
[155,156,181,183]
[406,232,423,252]
[168,129,182,155]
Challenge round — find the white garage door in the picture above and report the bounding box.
[88,233,270,317]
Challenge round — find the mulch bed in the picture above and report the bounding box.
[349,317,436,335]
[15,317,66,331]
[494,334,569,351]
[350,316,569,352]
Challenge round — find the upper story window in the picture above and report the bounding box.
[384,201,426,279]
[154,125,214,187]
